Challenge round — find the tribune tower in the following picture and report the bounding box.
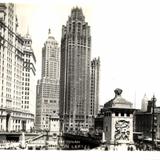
[60,7,91,132]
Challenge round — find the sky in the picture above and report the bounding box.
[12,0,160,108]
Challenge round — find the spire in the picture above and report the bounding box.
[48,28,51,35]
[71,6,84,21]
[26,25,31,39]
[48,28,53,38]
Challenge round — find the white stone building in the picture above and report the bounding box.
[0,3,36,132]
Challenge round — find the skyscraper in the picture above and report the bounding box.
[35,29,60,131]
[90,57,100,117]
[21,32,36,131]
[141,94,148,112]
[0,3,35,132]
[60,7,91,132]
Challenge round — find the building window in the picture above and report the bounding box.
[44,100,48,104]
[115,112,119,116]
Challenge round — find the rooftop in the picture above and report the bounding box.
[104,88,133,109]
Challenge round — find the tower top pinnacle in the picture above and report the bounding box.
[25,26,31,39]
[48,28,54,40]
[71,6,84,21]
[48,28,52,37]
[27,26,29,35]
[48,28,51,35]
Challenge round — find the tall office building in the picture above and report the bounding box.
[60,7,91,132]
[90,57,100,117]
[35,29,60,130]
[0,3,35,132]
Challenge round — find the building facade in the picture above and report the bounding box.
[134,98,160,141]
[155,107,160,140]
[60,7,91,132]
[0,3,35,132]
[90,57,100,117]
[50,115,60,135]
[35,29,60,131]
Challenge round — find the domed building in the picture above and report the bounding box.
[96,88,136,150]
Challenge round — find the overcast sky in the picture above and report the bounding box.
[14,0,160,108]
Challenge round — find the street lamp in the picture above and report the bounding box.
[151,95,156,150]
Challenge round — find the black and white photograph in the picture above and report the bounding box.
[1,0,160,159]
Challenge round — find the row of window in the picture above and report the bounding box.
[22,96,29,100]
[22,105,29,109]
[22,87,29,91]
[12,112,33,118]
[22,72,30,76]
[105,112,131,117]
[22,100,29,104]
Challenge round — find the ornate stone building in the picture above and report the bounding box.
[60,7,92,132]
[0,3,36,132]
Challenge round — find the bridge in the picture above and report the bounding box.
[60,133,101,150]
[0,131,102,150]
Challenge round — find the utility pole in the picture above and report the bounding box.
[151,95,156,150]
[45,129,49,150]
[45,114,50,150]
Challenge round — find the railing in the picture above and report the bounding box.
[26,133,44,143]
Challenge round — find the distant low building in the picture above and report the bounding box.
[134,98,160,140]
[155,107,160,139]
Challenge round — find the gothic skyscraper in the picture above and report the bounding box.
[60,7,91,132]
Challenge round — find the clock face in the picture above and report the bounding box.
[114,120,130,141]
